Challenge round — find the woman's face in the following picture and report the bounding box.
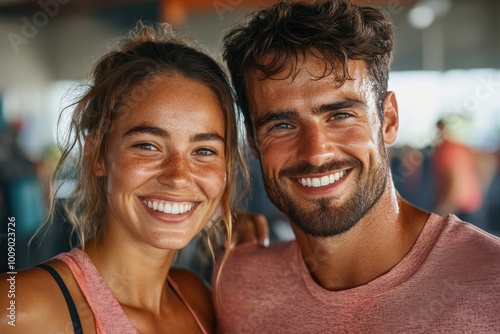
[96,74,227,250]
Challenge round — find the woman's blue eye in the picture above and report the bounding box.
[195,148,215,155]
[134,143,158,151]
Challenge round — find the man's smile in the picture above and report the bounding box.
[296,170,348,188]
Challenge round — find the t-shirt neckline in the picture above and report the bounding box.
[296,213,446,303]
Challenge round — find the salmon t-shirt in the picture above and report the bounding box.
[214,214,500,333]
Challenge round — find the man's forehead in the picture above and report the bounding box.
[244,56,378,123]
[245,56,370,95]
[247,53,367,83]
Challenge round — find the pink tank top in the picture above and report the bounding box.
[56,248,207,334]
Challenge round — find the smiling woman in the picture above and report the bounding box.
[96,74,228,251]
[0,21,248,334]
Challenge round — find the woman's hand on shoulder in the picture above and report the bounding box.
[231,211,270,249]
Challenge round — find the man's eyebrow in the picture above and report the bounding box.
[255,110,299,129]
[122,125,168,138]
[254,99,367,129]
[315,99,367,114]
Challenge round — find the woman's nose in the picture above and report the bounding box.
[157,151,191,188]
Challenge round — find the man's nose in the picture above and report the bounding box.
[296,123,335,167]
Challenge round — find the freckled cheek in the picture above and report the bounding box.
[117,157,157,175]
[191,163,227,199]
[105,157,159,192]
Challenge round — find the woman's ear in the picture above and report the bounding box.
[382,91,399,145]
[85,136,106,176]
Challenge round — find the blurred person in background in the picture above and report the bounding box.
[1,21,249,334]
[431,115,483,225]
[390,144,435,212]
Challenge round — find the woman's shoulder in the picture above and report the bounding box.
[169,268,215,333]
[0,259,95,334]
[0,260,73,333]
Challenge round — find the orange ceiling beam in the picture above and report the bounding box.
[160,0,419,13]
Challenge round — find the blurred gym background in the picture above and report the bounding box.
[1,0,500,273]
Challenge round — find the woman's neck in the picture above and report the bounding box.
[84,232,177,312]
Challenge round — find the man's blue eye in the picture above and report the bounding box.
[273,123,292,130]
[332,113,350,120]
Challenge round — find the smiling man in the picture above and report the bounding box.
[214,0,500,333]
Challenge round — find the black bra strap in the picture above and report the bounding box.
[37,264,83,334]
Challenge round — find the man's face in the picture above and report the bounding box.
[247,57,398,237]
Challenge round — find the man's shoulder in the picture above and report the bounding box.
[219,240,299,279]
[432,214,500,274]
[229,240,297,262]
[440,214,500,251]
[215,240,304,307]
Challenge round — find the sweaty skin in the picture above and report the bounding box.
[247,57,429,290]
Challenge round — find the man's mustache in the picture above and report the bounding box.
[279,158,361,178]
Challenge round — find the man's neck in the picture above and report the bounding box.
[293,187,429,291]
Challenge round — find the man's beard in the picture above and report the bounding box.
[262,147,389,238]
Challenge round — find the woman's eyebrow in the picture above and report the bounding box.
[192,133,225,143]
[123,125,224,143]
[122,125,168,138]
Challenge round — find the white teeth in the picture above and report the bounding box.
[298,170,347,188]
[144,200,194,214]
[164,203,172,213]
[320,175,329,186]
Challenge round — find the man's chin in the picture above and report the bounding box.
[292,221,356,238]
[285,205,359,238]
